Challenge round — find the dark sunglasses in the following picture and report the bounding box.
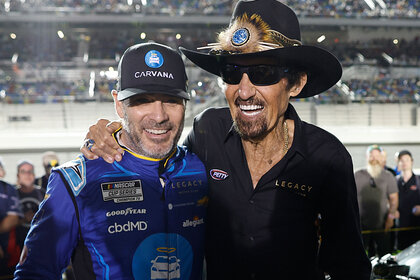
[220,64,289,86]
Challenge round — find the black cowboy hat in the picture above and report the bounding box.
[179,0,342,98]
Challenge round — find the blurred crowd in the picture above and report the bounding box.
[0,0,419,18]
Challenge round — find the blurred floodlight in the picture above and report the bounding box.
[176,34,182,40]
[57,30,65,39]
[140,32,146,40]
[191,89,197,98]
[10,33,16,40]
[0,90,6,98]
[141,0,147,5]
[375,0,386,9]
[364,0,375,10]
[100,71,105,77]
[4,1,10,12]
[127,0,133,5]
[382,52,393,64]
[357,53,365,62]
[105,70,118,80]
[393,39,399,45]
[317,35,326,43]
[109,67,114,72]
[198,81,202,87]
[89,71,95,97]
[83,53,89,63]
[115,53,121,62]
[11,53,18,64]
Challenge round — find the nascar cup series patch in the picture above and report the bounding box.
[101,180,144,203]
[145,50,164,68]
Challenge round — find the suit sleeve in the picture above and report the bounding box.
[318,148,371,280]
[14,171,79,280]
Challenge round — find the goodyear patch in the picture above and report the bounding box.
[101,180,143,203]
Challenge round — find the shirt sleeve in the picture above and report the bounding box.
[5,184,23,217]
[386,172,398,196]
[14,172,79,280]
[318,148,371,280]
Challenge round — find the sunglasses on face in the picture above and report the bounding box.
[220,64,289,86]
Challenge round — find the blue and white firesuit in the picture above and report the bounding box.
[15,143,208,280]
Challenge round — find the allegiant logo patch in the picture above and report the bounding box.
[210,169,229,181]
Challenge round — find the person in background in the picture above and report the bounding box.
[35,151,59,191]
[14,161,44,256]
[355,144,399,258]
[81,1,371,279]
[0,164,22,279]
[381,148,397,176]
[15,42,208,279]
[395,150,420,250]
[0,158,6,179]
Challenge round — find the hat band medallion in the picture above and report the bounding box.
[232,28,250,46]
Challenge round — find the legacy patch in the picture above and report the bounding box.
[101,180,143,203]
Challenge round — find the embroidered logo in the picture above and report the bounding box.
[101,180,143,203]
[210,169,229,181]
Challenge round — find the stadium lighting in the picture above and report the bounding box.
[176,34,182,40]
[382,52,393,64]
[83,53,89,63]
[374,0,386,9]
[127,0,133,5]
[57,30,65,39]
[357,53,365,62]
[191,89,197,98]
[4,1,10,12]
[0,90,5,99]
[140,32,146,40]
[317,35,326,43]
[198,82,202,87]
[89,71,95,97]
[393,39,398,45]
[363,0,375,10]
[141,0,147,5]
[109,67,114,72]
[11,53,18,64]
[10,33,16,40]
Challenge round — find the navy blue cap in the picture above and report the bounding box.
[117,42,189,101]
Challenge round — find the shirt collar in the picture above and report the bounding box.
[224,103,307,158]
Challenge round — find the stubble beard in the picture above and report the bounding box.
[122,113,184,159]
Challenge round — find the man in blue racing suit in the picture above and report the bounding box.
[14,42,208,280]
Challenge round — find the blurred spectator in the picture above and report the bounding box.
[0,158,5,179]
[0,173,22,278]
[355,144,399,257]
[15,161,44,258]
[381,148,397,176]
[35,151,59,191]
[395,150,420,250]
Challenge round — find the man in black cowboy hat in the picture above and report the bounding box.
[81,0,371,279]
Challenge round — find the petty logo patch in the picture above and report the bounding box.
[101,180,143,203]
[145,50,164,68]
[210,169,229,181]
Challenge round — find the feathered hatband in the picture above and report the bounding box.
[198,13,302,55]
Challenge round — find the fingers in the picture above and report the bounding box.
[81,119,124,164]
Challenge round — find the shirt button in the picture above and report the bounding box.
[249,236,254,241]
[249,199,254,204]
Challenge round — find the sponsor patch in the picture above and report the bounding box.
[101,180,143,203]
[410,185,418,191]
[210,169,229,181]
[183,216,204,228]
[145,50,164,68]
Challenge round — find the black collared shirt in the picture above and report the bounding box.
[184,104,371,280]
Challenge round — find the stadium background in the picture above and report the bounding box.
[0,0,419,183]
